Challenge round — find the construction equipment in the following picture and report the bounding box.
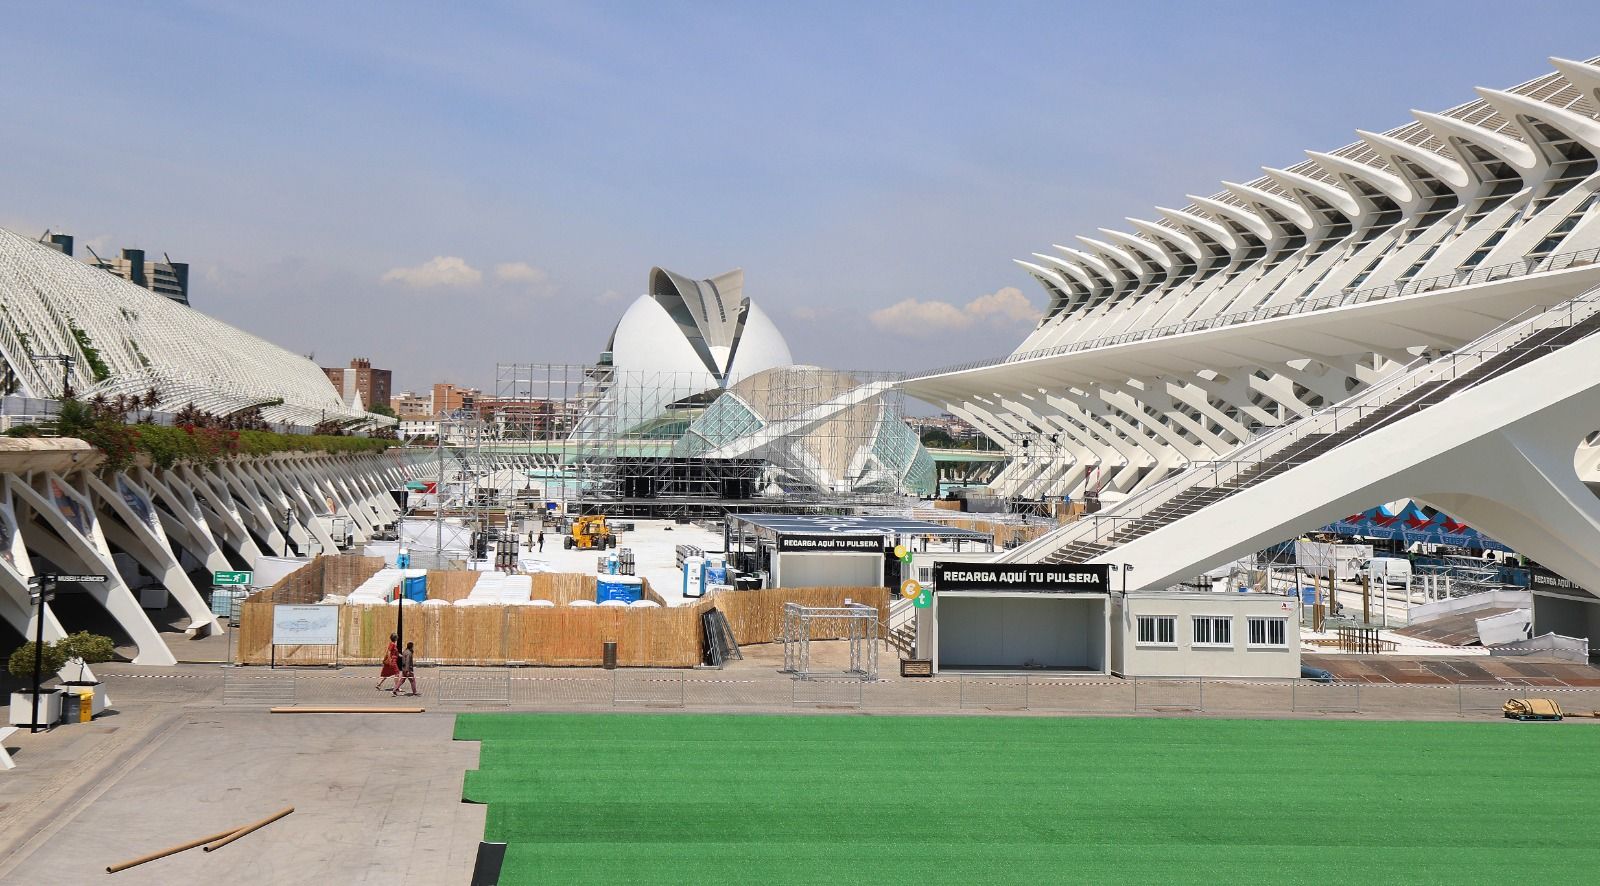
[564,514,616,550]
[1503,698,1563,721]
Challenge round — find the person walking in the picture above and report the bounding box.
[537,530,545,552]
[393,642,418,697]
[377,633,399,691]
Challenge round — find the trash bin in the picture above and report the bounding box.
[78,691,93,723]
[602,641,617,670]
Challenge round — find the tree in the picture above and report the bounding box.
[56,632,116,682]
[368,404,397,418]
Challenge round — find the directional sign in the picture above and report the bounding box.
[213,571,254,586]
[55,574,108,583]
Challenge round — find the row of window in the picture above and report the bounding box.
[1135,615,1288,649]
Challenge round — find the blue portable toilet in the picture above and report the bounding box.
[402,568,428,602]
[597,575,643,603]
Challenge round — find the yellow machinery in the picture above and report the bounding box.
[564,515,616,550]
[1503,698,1563,721]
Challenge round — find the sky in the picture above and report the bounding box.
[3,2,1598,393]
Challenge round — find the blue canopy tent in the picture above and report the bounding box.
[1322,504,1512,553]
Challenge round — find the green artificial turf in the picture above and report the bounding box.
[455,713,1600,885]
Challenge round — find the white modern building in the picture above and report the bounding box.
[0,227,381,429]
[568,266,934,500]
[1,224,422,671]
[901,57,1600,631]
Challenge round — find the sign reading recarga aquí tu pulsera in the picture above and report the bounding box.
[932,563,1110,593]
[777,534,883,553]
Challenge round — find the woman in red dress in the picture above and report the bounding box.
[377,633,399,690]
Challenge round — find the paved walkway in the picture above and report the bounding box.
[0,687,482,885]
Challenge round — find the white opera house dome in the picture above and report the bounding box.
[607,267,792,383]
[595,267,793,432]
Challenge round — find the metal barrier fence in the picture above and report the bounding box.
[197,669,1600,718]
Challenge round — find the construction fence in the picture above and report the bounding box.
[234,554,887,668]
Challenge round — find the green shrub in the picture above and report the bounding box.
[51,398,394,469]
[68,322,112,382]
[7,641,69,683]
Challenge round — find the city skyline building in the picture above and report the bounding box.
[323,357,393,411]
[40,232,189,304]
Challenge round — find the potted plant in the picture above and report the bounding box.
[56,632,115,718]
[7,640,68,728]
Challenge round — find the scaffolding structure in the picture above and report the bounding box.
[781,602,880,680]
[490,362,934,518]
[401,407,529,569]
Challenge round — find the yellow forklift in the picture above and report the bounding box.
[564,514,617,550]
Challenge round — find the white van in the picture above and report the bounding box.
[1357,557,1411,589]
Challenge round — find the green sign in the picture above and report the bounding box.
[912,588,933,609]
[213,570,254,586]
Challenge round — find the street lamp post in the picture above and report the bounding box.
[28,576,56,733]
[1110,563,1133,595]
[395,546,410,646]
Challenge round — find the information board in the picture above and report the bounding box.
[272,604,339,645]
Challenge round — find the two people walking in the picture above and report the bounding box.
[377,633,419,696]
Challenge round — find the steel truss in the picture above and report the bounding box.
[781,602,879,680]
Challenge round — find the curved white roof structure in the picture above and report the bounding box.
[0,227,377,427]
[673,366,935,496]
[904,56,1600,504]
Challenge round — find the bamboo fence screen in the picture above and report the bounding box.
[234,555,887,668]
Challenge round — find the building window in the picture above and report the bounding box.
[1137,615,1176,646]
[1247,617,1288,648]
[1192,616,1233,647]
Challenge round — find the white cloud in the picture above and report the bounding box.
[868,286,1040,338]
[594,289,623,304]
[493,261,557,298]
[381,255,481,288]
[494,261,548,285]
[964,287,1041,325]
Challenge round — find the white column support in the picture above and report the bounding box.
[86,472,220,636]
[10,473,175,665]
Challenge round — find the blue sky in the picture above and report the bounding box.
[3,2,1597,391]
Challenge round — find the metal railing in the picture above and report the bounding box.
[914,246,1600,379]
[193,668,1600,718]
[1005,281,1600,562]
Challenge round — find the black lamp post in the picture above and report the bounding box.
[29,576,56,733]
[395,546,410,645]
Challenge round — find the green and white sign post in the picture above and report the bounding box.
[213,571,253,666]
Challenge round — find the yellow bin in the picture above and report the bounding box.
[76,689,93,723]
